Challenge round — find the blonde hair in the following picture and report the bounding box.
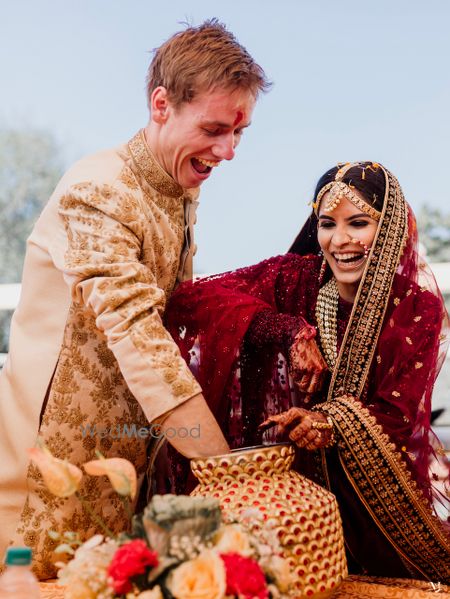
[146,19,271,108]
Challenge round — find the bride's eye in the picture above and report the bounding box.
[351,220,369,228]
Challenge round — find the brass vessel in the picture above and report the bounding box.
[191,444,347,598]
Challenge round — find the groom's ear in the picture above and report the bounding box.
[151,86,170,124]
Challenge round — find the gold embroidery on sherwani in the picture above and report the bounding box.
[15,302,149,578]
[11,131,201,578]
[128,129,183,198]
[119,165,140,190]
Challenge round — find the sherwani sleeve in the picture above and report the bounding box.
[57,180,202,422]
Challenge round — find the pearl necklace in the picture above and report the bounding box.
[315,277,340,370]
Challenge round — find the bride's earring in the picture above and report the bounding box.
[318,251,327,285]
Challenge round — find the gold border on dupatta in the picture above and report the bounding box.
[326,396,450,583]
[320,166,450,583]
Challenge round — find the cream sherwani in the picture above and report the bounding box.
[0,130,202,578]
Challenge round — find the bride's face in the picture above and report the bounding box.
[317,193,379,302]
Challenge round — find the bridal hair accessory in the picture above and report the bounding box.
[314,162,382,221]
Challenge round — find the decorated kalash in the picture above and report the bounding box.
[191,444,347,597]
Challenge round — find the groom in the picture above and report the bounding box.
[0,19,270,577]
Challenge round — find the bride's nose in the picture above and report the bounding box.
[331,227,352,247]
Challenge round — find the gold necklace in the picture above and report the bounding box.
[315,277,340,370]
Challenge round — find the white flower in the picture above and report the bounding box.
[240,507,264,521]
[213,524,253,557]
[57,536,119,599]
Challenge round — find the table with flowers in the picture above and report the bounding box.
[30,444,450,599]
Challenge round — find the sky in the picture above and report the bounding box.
[2,0,450,274]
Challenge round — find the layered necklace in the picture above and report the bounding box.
[315,277,340,370]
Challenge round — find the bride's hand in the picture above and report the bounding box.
[259,407,333,450]
[289,326,328,394]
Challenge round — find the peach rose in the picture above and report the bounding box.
[28,445,82,498]
[167,551,226,599]
[83,455,137,499]
[214,524,253,557]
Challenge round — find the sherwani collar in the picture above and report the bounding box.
[128,129,184,198]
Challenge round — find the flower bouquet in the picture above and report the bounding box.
[29,444,294,599]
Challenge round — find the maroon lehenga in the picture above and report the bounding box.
[163,166,450,582]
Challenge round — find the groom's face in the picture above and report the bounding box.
[151,86,256,188]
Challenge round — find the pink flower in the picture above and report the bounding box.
[107,539,158,595]
[84,456,137,499]
[28,445,82,498]
[220,553,269,599]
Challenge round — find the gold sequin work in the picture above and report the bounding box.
[325,396,450,582]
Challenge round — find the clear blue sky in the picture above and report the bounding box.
[2,0,450,273]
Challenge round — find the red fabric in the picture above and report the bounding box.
[368,210,449,504]
[165,255,316,426]
[163,206,449,533]
[246,309,308,349]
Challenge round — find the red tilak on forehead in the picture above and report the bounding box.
[233,111,244,126]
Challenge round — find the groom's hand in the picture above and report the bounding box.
[158,394,230,459]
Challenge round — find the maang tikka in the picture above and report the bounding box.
[314,162,382,221]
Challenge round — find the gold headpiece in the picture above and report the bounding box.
[314,162,382,221]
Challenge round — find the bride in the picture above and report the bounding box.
[164,162,450,582]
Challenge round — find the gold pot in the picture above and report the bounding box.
[191,443,347,598]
